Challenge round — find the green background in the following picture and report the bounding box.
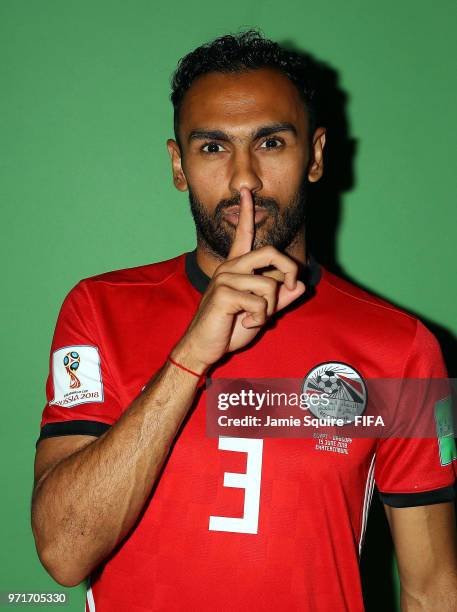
[1,1,456,610]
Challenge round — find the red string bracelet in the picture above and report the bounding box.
[168,355,205,379]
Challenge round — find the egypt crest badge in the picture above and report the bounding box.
[302,362,367,424]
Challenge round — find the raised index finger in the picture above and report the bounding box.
[227,187,254,260]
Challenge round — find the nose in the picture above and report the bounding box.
[228,149,263,196]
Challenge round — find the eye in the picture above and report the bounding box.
[201,142,225,154]
[260,137,283,149]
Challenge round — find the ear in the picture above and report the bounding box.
[307,127,326,183]
[166,139,188,192]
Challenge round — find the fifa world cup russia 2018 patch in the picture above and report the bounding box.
[302,362,367,424]
[50,345,104,408]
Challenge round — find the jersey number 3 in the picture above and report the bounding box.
[208,437,263,534]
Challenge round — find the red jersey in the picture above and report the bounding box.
[37,251,456,611]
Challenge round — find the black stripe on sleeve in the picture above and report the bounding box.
[36,420,112,447]
[378,484,456,508]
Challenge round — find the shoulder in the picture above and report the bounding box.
[319,267,441,359]
[78,252,187,289]
[322,268,416,323]
[58,253,188,314]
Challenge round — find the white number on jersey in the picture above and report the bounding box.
[209,437,263,534]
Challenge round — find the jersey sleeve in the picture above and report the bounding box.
[375,320,457,507]
[36,280,122,446]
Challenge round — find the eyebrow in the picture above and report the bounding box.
[187,122,298,144]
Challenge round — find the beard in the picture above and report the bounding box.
[188,176,308,260]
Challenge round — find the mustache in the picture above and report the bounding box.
[214,194,279,217]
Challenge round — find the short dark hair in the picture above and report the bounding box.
[170,29,316,147]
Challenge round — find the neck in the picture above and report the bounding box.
[195,230,307,278]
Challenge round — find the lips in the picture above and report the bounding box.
[223,207,268,225]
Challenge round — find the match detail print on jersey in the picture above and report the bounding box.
[50,345,104,408]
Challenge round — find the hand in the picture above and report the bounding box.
[171,188,306,372]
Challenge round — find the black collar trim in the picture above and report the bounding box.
[185,249,322,295]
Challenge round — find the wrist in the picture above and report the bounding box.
[169,342,210,376]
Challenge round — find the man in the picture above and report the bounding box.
[32,30,457,611]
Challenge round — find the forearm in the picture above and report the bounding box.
[31,356,204,586]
